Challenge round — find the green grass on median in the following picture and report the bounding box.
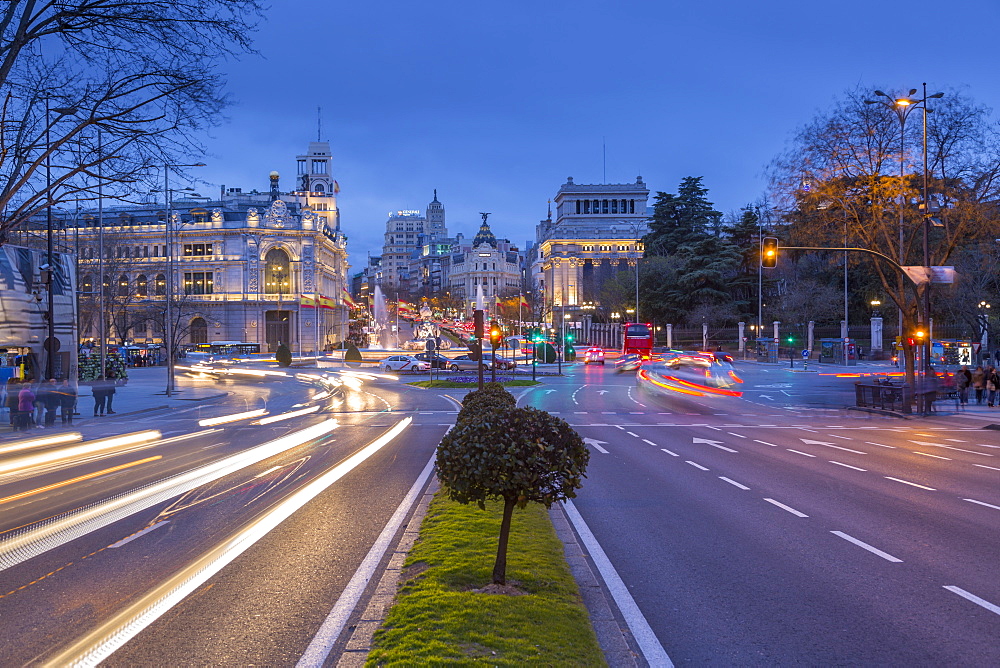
[408,379,539,388]
[367,491,606,667]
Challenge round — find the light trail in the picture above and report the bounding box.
[0,456,162,506]
[45,417,411,668]
[198,409,268,427]
[0,432,82,456]
[254,406,320,425]
[0,431,161,478]
[0,420,338,573]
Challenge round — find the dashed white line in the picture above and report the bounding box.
[831,531,903,562]
[944,586,1000,616]
[829,460,867,471]
[913,451,951,460]
[686,461,709,471]
[710,443,739,453]
[787,449,817,458]
[626,431,639,438]
[642,439,657,446]
[661,448,679,457]
[613,424,625,429]
[884,476,936,491]
[945,438,967,443]
[726,432,747,439]
[974,464,1000,471]
[963,498,1000,511]
[719,476,750,490]
[826,433,854,441]
[866,441,896,449]
[754,440,779,447]
[764,498,809,517]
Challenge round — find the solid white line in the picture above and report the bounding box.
[787,449,817,458]
[686,461,709,471]
[298,445,435,667]
[831,531,903,562]
[661,448,679,457]
[754,440,779,447]
[913,451,951,460]
[764,498,809,517]
[108,521,170,549]
[963,498,1000,511]
[719,476,750,490]
[884,476,936,491]
[974,464,1000,471]
[944,586,1000,616]
[642,439,657,446]
[562,501,674,667]
[829,460,867,472]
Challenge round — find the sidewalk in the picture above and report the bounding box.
[0,367,230,437]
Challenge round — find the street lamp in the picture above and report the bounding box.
[163,163,205,396]
[44,99,78,379]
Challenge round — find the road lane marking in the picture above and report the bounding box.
[800,439,867,455]
[584,438,610,454]
[787,449,817,458]
[642,439,657,446]
[626,431,639,438]
[831,531,903,562]
[754,440,779,447]
[0,456,162,506]
[562,501,674,667]
[726,432,747,438]
[913,451,951,460]
[299,441,435,667]
[825,433,854,440]
[764,498,809,517]
[963,498,1000,511]
[686,461,709,471]
[829,461,867,471]
[661,449,679,457]
[974,464,1000,471]
[884,476,936,491]
[943,586,1000,616]
[719,476,750,490]
[108,520,169,549]
[866,441,896,449]
[49,418,403,667]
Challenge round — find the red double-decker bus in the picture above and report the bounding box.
[623,322,654,358]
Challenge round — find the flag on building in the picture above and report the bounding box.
[319,294,336,309]
[300,295,316,308]
[341,287,359,309]
[495,294,502,313]
[520,294,529,308]
[333,180,341,194]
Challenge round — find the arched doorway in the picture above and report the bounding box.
[264,248,292,351]
[190,317,208,344]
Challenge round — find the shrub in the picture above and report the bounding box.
[344,342,363,367]
[275,343,292,367]
[436,406,589,585]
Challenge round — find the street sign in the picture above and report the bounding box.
[425,339,436,352]
[973,342,982,354]
[801,349,810,359]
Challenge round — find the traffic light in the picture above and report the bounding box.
[761,237,778,268]
[565,330,575,344]
[488,321,502,349]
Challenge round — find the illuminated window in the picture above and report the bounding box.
[184,271,213,295]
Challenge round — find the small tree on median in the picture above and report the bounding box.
[436,404,590,585]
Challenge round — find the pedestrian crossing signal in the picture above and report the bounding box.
[761,237,778,268]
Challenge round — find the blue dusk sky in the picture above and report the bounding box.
[193,0,1000,269]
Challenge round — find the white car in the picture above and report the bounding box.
[381,355,430,373]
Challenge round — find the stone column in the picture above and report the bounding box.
[738,322,745,352]
[841,319,848,340]
[702,322,708,350]
[871,317,883,351]
[666,324,673,349]
[773,321,780,342]
[808,321,815,353]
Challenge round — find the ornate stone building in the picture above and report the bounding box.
[71,141,350,352]
[532,176,650,313]
[448,215,524,312]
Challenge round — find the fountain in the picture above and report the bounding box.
[371,284,389,349]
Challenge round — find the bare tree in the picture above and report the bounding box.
[0,1,263,241]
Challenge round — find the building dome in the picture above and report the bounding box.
[472,219,497,249]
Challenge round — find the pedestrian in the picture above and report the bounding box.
[32,379,46,427]
[987,367,1000,408]
[57,379,77,425]
[40,379,60,426]
[973,365,985,405]
[92,376,108,416]
[105,375,118,414]
[17,381,36,431]
[5,378,20,428]
[957,366,972,406]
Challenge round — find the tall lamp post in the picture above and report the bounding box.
[44,99,78,379]
[163,163,205,396]
[865,87,943,385]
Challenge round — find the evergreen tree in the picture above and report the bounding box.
[644,176,724,256]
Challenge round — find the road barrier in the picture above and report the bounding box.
[855,382,908,412]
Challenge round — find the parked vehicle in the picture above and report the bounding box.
[412,351,451,369]
[447,354,487,372]
[482,353,514,370]
[582,346,605,365]
[381,355,430,373]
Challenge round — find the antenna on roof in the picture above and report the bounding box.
[602,136,606,184]
[317,106,322,141]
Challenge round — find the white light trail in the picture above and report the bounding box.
[254,406,320,425]
[0,430,161,477]
[198,409,268,427]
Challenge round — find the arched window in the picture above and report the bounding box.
[136,275,148,298]
[154,274,166,296]
[82,274,93,293]
[315,183,325,193]
[264,248,291,295]
[117,274,129,296]
[190,317,208,344]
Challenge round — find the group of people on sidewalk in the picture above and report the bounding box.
[2,376,120,432]
[957,365,1000,407]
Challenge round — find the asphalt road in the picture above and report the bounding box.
[0,367,456,666]
[525,361,1000,664]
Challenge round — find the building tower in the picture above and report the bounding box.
[296,141,334,194]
